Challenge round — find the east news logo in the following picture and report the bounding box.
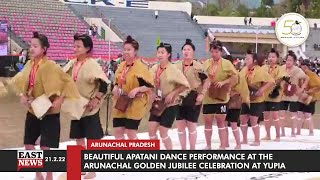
[17,150,44,171]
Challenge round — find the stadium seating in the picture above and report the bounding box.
[0,0,121,60]
[68,4,207,58]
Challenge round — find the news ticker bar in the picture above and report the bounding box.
[4,149,320,172]
[80,150,320,172]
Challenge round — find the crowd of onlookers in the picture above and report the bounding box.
[297,58,320,76]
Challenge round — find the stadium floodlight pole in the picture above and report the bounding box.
[105,92,111,136]
[255,26,258,53]
[108,18,113,61]
[206,0,208,16]
[8,25,11,55]
[105,17,113,136]
[8,24,15,70]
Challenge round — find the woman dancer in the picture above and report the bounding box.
[175,39,207,150]
[226,61,250,149]
[297,60,320,136]
[112,36,154,140]
[200,40,238,150]
[239,50,274,146]
[279,51,309,137]
[63,34,110,179]
[11,32,79,180]
[149,42,190,150]
[262,48,287,141]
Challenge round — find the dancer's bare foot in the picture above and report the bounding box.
[35,173,44,180]
[296,131,301,135]
[218,146,226,150]
[291,133,296,137]
[203,146,211,150]
[274,137,280,142]
[281,133,285,137]
[309,132,314,136]
[234,145,241,150]
[226,143,230,148]
[84,172,96,179]
[35,137,41,145]
[250,141,260,146]
[45,173,53,180]
[261,136,271,140]
[241,140,248,144]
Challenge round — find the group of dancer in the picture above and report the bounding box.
[1,32,109,180]
[111,37,319,151]
[0,32,320,180]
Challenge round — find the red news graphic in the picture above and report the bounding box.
[17,150,44,171]
[87,140,160,150]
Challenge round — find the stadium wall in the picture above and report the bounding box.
[84,17,123,42]
[305,29,320,58]
[148,1,192,16]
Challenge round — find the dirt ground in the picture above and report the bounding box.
[0,86,319,149]
[0,90,152,149]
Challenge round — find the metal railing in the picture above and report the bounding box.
[7,27,29,50]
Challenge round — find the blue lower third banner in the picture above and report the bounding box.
[0,150,319,172]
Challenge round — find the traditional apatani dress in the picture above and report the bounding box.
[149,62,190,128]
[202,58,238,115]
[226,73,250,124]
[63,57,110,140]
[298,69,320,115]
[112,59,154,130]
[10,56,79,148]
[240,65,274,118]
[262,64,288,112]
[174,60,206,123]
[281,65,308,113]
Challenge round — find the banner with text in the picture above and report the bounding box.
[79,150,320,172]
[0,20,8,56]
[0,145,319,179]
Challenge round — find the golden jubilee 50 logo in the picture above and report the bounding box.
[275,13,309,47]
